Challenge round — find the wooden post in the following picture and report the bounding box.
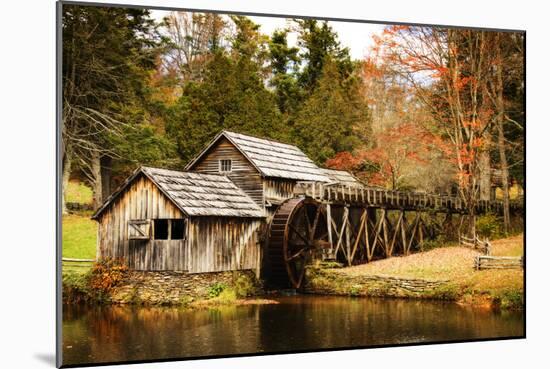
[372,210,385,258]
[345,207,351,265]
[418,215,424,252]
[335,207,348,257]
[382,209,390,257]
[388,211,402,256]
[401,211,408,255]
[327,203,333,251]
[350,209,367,263]
[364,209,372,261]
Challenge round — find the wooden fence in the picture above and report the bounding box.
[62,257,95,269]
[474,255,524,270]
[460,235,491,255]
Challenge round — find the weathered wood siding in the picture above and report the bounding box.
[190,137,264,207]
[96,173,261,273]
[96,174,187,271]
[187,217,262,274]
[263,178,297,205]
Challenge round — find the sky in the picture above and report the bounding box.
[151,10,386,60]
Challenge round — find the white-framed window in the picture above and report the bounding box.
[219,159,232,172]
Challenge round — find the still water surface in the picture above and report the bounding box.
[62,295,524,366]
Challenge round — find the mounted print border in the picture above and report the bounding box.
[56,1,526,367]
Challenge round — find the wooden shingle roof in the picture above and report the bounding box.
[92,167,264,219]
[186,130,331,182]
[320,168,364,188]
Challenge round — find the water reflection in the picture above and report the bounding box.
[62,296,524,366]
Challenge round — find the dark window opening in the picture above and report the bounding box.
[153,219,186,240]
[154,219,169,240]
[220,159,232,172]
[171,219,185,240]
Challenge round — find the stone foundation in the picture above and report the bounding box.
[304,267,449,298]
[110,270,262,305]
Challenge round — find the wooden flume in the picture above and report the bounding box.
[266,182,523,288]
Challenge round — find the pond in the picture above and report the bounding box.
[62,295,524,366]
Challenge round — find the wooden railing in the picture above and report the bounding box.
[293,182,522,214]
[62,257,95,268]
[460,235,491,255]
[474,255,524,270]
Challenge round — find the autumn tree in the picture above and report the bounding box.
[373,26,498,236]
[326,123,453,191]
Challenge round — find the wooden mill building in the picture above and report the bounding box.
[92,130,361,274]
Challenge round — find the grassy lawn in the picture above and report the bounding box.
[63,180,96,273]
[327,234,524,308]
[66,180,93,204]
[62,213,97,259]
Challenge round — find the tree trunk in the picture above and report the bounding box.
[100,155,112,201]
[62,143,73,215]
[91,151,103,210]
[497,122,510,234]
[468,205,477,239]
[494,36,511,234]
[478,132,492,201]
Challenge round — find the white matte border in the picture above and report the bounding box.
[1,1,547,368]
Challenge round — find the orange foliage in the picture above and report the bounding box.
[90,257,128,295]
[326,123,451,188]
[325,151,363,172]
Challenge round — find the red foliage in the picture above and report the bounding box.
[326,123,452,189]
[325,151,363,172]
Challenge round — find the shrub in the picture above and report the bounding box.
[233,274,255,298]
[498,290,524,310]
[62,270,92,303]
[89,258,128,298]
[476,214,503,239]
[207,282,227,298]
[215,289,237,304]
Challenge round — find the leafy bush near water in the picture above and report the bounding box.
[89,258,128,295]
[62,270,93,303]
[207,282,227,298]
[63,257,128,303]
[232,274,255,298]
[496,290,524,310]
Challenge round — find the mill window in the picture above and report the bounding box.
[153,219,186,240]
[219,159,232,172]
[153,219,169,240]
[170,219,185,240]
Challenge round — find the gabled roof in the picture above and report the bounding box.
[320,168,364,188]
[92,167,264,219]
[185,130,331,182]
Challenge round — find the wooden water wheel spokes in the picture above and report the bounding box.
[267,198,327,289]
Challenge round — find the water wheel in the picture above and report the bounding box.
[267,198,329,289]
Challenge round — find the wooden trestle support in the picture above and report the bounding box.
[266,183,523,289]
